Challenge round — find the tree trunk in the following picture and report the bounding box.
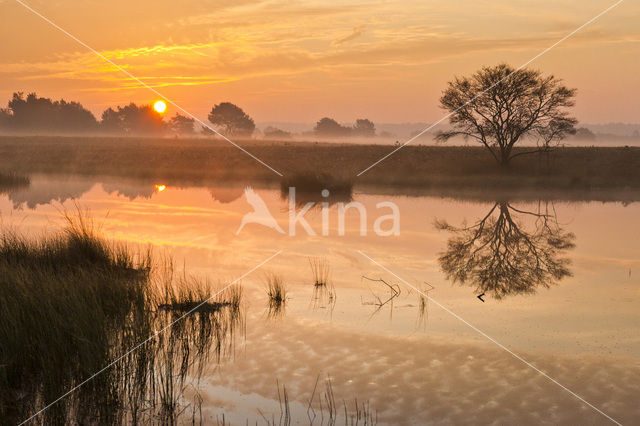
[499,148,511,168]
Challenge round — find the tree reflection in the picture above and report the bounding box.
[436,201,575,299]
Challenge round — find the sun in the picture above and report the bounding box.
[153,100,167,114]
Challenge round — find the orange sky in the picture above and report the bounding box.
[0,0,638,124]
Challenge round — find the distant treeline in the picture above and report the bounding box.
[0,92,197,136]
[0,92,381,139]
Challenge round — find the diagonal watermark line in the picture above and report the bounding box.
[357,0,625,177]
[13,0,283,177]
[19,249,284,425]
[356,250,622,425]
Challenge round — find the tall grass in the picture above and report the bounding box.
[0,211,243,424]
[0,211,150,423]
[156,260,242,314]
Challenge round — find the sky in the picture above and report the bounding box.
[0,0,638,125]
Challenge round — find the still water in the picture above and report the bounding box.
[1,174,639,424]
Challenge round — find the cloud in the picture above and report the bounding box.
[333,24,366,46]
[1,27,622,93]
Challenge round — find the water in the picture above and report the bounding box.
[2,174,639,424]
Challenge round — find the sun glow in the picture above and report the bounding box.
[153,100,167,114]
[155,184,166,192]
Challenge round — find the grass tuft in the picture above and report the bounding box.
[266,273,287,304]
[309,257,330,287]
[265,273,287,318]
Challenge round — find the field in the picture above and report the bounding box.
[1,136,640,202]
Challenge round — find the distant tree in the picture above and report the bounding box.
[200,125,217,137]
[168,113,195,135]
[0,92,98,133]
[573,127,596,141]
[100,107,122,133]
[437,64,577,166]
[314,117,351,137]
[263,126,292,140]
[207,102,255,137]
[0,108,11,130]
[352,119,376,137]
[100,103,165,135]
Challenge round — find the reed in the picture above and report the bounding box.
[0,210,243,424]
[265,273,287,318]
[266,273,287,304]
[309,257,331,287]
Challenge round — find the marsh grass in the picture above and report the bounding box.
[309,257,331,287]
[309,258,336,311]
[155,263,242,314]
[0,211,243,425]
[265,273,287,317]
[0,211,150,423]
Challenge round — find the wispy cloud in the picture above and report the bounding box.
[333,24,366,46]
[0,0,637,121]
[1,26,624,90]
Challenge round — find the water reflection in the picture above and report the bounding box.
[436,201,575,299]
[310,282,337,312]
[3,174,251,211]
[2,174,639,423]
[4,175,154,209]
[210,186,244,204]
[280,173,353,207]
[415,282,434,329]
[7,178,92,209]
[0,172,30,195]
[102,181,156,200]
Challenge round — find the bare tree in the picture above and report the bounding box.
[437,64,577,166]
[435,201,575,299]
